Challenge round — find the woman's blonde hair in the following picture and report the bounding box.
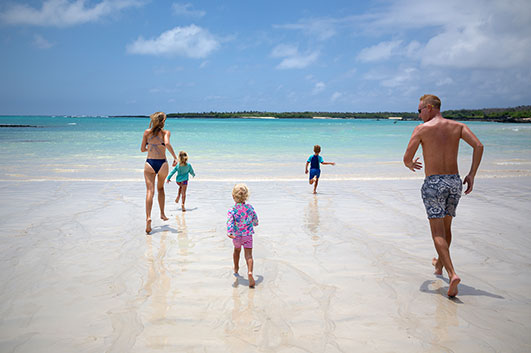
[232,184,249,203]
[149,111,166,136]
[179,151,188,165]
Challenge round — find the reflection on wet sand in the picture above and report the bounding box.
[430,280,459,346]
[305,195,320,241]
[225,285,259,351]
[175,213,193,272]
[143,231,171,349]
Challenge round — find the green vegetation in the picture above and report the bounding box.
[114,105,531,122]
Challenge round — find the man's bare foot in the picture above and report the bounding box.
[175,197,179,203]
[313,190,317,194]
[234,267,239,276]
[145,219,152,234]
[432,257,443,275]
[161,214,169,221]
[248,273,255,288]
[182,205,186,212]
[448,275,461,297]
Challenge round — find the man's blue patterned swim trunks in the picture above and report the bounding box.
[421,174,462,219]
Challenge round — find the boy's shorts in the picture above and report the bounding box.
[177,180,188,186]
[232,235,253,249]
[309,168,321,180]
[421,174,462,219]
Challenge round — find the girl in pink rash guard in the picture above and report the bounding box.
[227,184,259,288]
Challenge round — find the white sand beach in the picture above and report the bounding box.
[0,176,530,352]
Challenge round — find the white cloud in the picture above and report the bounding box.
[172,3,205,17]
[33,34,54,49]
[274,18,338,41]
[312,82,325,94]
[331,92,342,102]
[357,40,402,62]
[270,44,319,69]
[363,0,531,69]
[127,25,219,58]
[0,0,142,27]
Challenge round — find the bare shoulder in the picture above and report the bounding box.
[163,129,171,137]
[143,129,151,136]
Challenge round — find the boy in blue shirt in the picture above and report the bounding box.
[305,145,335,194]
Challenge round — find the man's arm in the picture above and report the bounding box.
[403,126,423,172]
[461,124,484,194]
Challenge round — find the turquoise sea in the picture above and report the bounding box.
[1,116,530,181]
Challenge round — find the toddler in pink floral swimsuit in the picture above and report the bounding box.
[227,184,259,288]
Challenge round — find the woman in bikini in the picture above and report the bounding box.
[141,112,178,234]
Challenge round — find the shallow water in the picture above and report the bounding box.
[1,116,530,181]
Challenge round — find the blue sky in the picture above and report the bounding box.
[1,0,530,115]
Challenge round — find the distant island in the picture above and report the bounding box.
[113,105,531,123]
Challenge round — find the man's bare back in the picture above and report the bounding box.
[403,94,483,298]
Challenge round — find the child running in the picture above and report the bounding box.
[305,144,335,194]
[166,151,195,211]
[227,184,259,288]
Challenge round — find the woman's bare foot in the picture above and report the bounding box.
[432,257,443,275]
[161,214,169,221]
[248,273,255,288]
[145,219,152,234]
[448,275,461,297]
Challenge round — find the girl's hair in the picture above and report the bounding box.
[232,184,249,203]
[179,151,188,165]
[149,111,166,136]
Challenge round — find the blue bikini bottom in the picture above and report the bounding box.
[146,159,167,174]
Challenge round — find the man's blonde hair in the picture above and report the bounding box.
[420,94,441,109]
[314,145,321,153]
[232,184,249,203]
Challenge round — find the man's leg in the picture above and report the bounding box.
[433,215,453,275]
[429,218,460,297]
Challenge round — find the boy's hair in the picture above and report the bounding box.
[179,151,188,165]
[314,145,321,153]
[420,94,441,109]
[232,184,249,203]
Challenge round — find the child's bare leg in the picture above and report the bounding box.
[233,248,241,274]
[175,186,182,203]
[181,184,188,211]
[313,178,319,194]
[244,248,255,287]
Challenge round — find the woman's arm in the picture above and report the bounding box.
[189,164,195,177]
[164,130,178,166]
[141,130,148,152]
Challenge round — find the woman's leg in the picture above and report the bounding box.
[144,163,156,233]
[181,184,188,211]
[157,162,169,221]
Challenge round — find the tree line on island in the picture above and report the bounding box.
[114,105,531,123]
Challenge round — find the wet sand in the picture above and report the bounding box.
[0,177,530,352]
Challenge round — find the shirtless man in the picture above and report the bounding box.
[403,94,484,297]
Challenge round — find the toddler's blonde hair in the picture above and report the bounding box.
[179,151,188,165]
[232,184,249,203]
